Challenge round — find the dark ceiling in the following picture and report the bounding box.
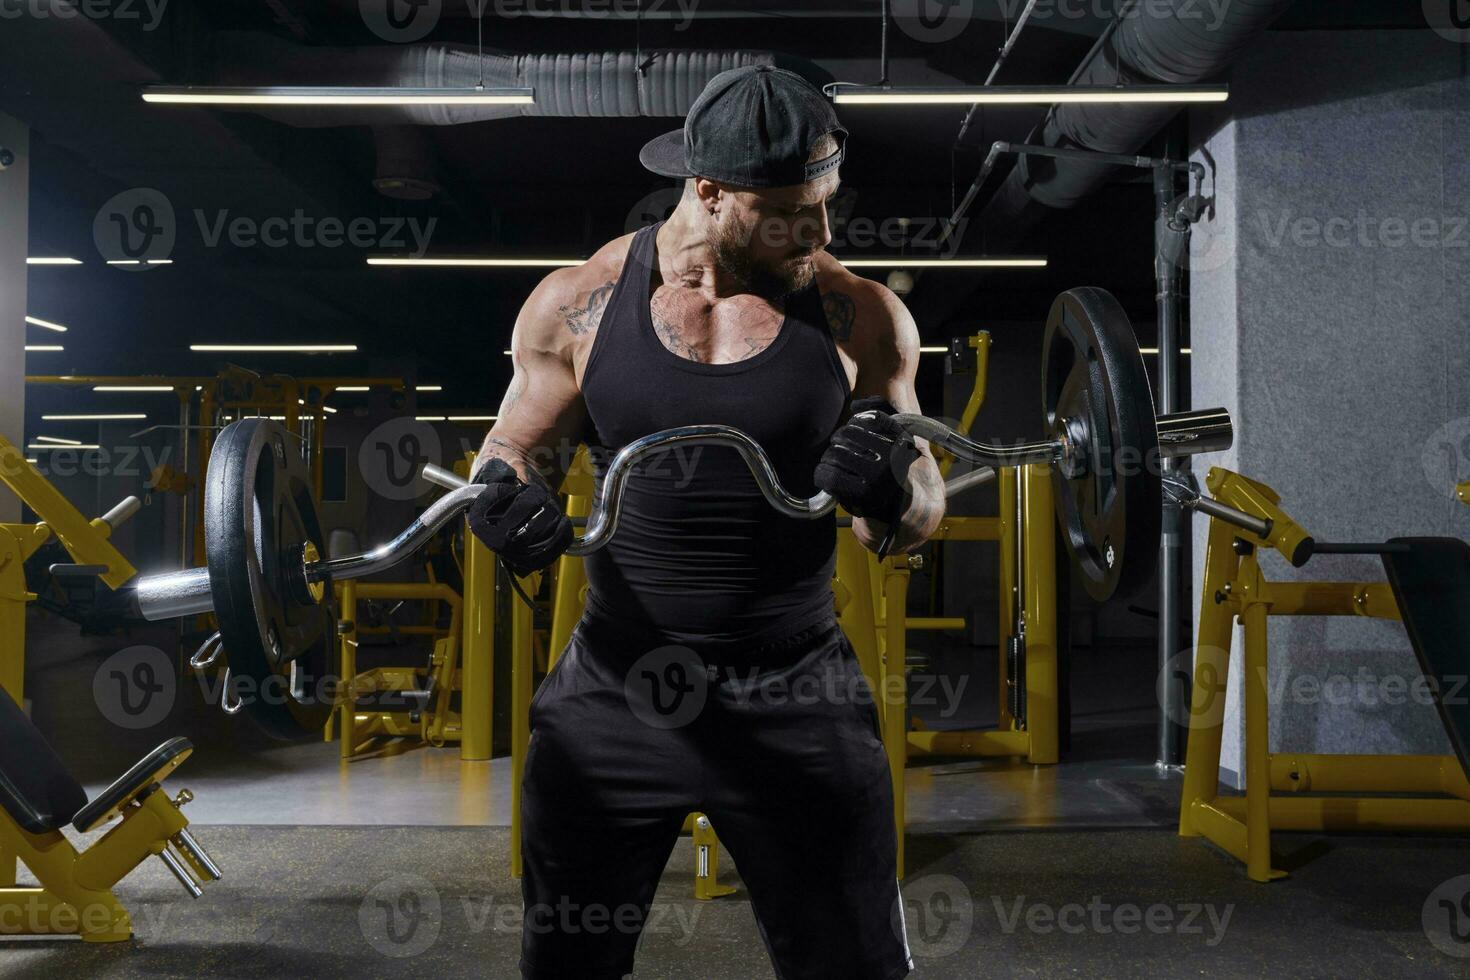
[0,0,1426,424]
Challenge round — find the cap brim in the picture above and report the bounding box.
[639,129,693,179]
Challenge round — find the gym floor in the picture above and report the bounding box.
[7,611,1467,977]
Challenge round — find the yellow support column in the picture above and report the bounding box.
[1177,519,1242,837]
[996,467,1018,731]
[1020,465,1058,765]
[461,535,495,761]
[336,580,358,758]
[880,555,911,878]
[1240,595,1284,881]
[509,569,539,879]
[546,493,590,670]
[836,525,882,700]
[0,525,32,706]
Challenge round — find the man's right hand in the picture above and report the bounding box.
[466,459,574,578]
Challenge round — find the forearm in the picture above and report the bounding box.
[474,431,562,492]
[851,449,946,554]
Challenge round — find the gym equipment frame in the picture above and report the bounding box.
[1174,467,1470,882]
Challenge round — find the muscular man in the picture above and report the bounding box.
[467,66,945,979]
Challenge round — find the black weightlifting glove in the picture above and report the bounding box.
[814,397,922,522]
[466,459,574,578]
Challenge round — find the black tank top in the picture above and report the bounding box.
[579,221,851,647]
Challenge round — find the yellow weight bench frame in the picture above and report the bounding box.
[1177,467,1470,881]
[0,684,220,941]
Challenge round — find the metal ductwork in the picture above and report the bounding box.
[210,32,822,127]
[975,0,1295,248]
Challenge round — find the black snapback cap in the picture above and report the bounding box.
[639,65,847,188]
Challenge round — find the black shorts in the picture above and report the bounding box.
[519,613,914,980]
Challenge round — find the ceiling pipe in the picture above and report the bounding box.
[204,32,828,127]
[957,0,1295,251]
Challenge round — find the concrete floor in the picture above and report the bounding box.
[7,608,1470,976]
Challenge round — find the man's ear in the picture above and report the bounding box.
[693,177,722,213]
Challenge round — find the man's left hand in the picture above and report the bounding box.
[814,397,921,521]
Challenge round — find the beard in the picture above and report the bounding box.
[706,213,818,301]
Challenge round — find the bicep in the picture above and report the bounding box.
[479,283,588,482]
[852,290,923,415]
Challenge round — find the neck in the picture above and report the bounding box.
[654,199,747,297]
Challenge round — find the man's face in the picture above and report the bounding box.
[704,172,840,300]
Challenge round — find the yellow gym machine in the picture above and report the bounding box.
[1175,467,1470,881]
[0,437,219,940]
[329,575,466,758]
[26,368,405,573]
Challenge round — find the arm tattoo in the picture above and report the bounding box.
[558,281,615,335]
[499,372,526,414]
[479,435,551,491]
[822,290,856,342]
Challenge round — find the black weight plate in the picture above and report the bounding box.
[1042,288,1161,602]
[205,419,335,739]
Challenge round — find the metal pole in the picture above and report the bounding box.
[1154,159,1186,768]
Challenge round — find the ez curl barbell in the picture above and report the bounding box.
[128,287,1233,739]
